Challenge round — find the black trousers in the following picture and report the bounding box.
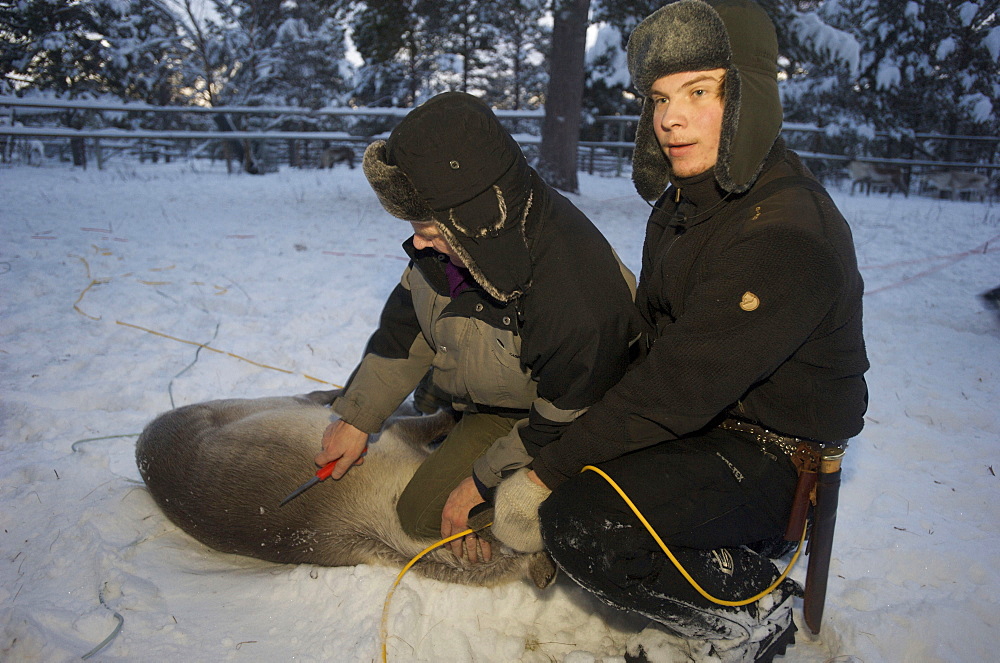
[539,427,799,634]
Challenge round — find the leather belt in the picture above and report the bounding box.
[718,417,844,457]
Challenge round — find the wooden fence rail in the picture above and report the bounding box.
[3,96,997,181]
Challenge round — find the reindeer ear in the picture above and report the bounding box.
[528,552,558,589]
[362,141,434,222]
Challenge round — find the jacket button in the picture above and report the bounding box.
[502,316,511,325]
[475,303,484,312]
[439,345,448,352]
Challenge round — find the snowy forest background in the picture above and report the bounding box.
[2,0,999,175]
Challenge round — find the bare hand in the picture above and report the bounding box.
[441,476,491,563]
[314,420,369,480]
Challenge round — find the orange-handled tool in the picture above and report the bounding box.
[279,446,367,507]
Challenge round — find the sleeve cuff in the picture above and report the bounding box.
[472,471,496,503]
[530,455,572,489]
[330,394,384,434]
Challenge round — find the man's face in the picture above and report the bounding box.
[409,221,466,268]
[650,68,726,179]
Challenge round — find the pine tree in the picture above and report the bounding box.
[350,0,448,107]
[96,2,183,106]
[782,0,999,159]
[209,0,286,105]
[432,0,492,95]
[1,0,179,102]
[1,0,183,164]
[263,6,352,111]
[483,0,549,111]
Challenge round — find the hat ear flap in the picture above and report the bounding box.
[363,140,434,222]
[631,98,672,202]
[714,65,742,193]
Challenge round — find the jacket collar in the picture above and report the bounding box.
[664,137,788,229]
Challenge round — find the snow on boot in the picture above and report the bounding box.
[623,577,800,663]
[702,577,799,663]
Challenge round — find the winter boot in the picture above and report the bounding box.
[624,577,800,663]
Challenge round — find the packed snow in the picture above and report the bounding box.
[1,158,998,662]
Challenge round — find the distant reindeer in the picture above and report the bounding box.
[21,138,44,165]
[847,160,909,197]
[136,390,556,588]
[320,146,355,169]
[921,170,991,202]
[1,121,44,166]
[213,114,262,175]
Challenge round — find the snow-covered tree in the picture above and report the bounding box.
[263,12,352,111]
[581,21,636,136]
[150,0,352,111]
[583,0,658,119]
[1,0,181,102]
[782,0,999,159]
[349,0,450,107]
[99,2,184,105]
[432,0,492,95]
[483,0,549,111]
[208,0,285,105]
[1,0,184,164]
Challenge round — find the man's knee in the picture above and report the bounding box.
[539,477,585,541]
[539,475,612,563]
[396,489,440,540]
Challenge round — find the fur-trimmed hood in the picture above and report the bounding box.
[627,0,782,200]
[363,92,534,302]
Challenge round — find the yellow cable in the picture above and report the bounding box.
[379,526,488,663]
[582,465,806,607]
[381,463,805,660]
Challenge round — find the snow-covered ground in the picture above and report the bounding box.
[1,159,998,662]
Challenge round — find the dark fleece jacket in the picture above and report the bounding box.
[530,0,868,489]
[532,142,870,488]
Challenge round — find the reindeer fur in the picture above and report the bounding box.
[136,390,555,587]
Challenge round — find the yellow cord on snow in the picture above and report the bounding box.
[380,465,806,660]
[379,526,486,663]
[582,464,806,608]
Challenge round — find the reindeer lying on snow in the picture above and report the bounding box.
[136,390,556,588]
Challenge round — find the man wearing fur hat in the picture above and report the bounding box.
[496,1,869,661]
[314,91,641,562]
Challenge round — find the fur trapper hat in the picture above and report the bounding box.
[363,92,533,302]
[627,0,782,199]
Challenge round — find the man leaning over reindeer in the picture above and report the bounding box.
[314,91,642,563]
[478,1,870,662]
